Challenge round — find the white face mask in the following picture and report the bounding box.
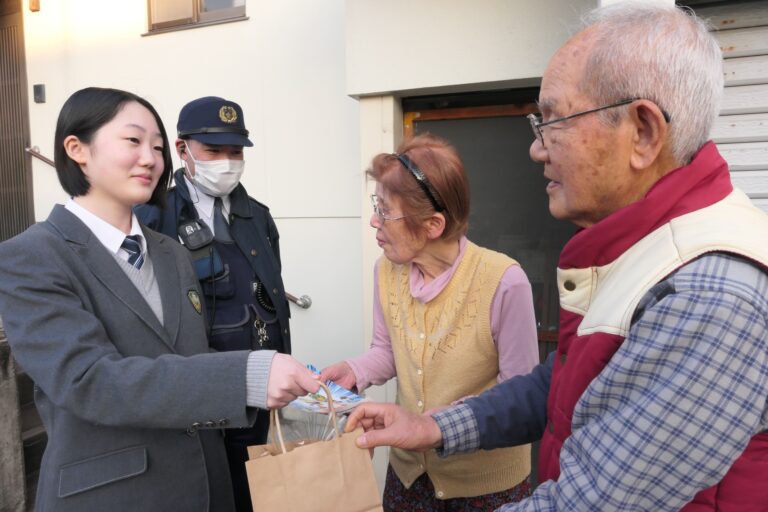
[184,143,245,197]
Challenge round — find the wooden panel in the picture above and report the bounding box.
[0,10,33,242]
[716,26,768,58]
[405,103,537,138]
[711,113,768,143]
[721,84,768,115]
[0,0,20,17]
[730,169,768,198]
[717,141,768,171]
[723,54,768,86]
[693,1,768,30]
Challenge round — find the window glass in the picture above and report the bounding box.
[148,0,245,32]
[150,0,193,25]
[202,0,245,12]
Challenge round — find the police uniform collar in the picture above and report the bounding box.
[172,168,252,219]
[228,181,252,218]
[180,175,227,221]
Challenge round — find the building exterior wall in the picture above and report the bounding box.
[346,0,596,98]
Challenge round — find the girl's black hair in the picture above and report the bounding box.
[54,87,172,207]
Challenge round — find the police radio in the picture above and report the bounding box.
[178,219,223,280]
[178,218,213,250]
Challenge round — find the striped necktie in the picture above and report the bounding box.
[121,235,144,269]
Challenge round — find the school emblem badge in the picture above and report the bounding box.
[219,105,238,124]
[188,290,202,314]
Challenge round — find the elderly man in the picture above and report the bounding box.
[346,3,768,510]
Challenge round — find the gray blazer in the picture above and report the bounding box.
[0,205,256,511]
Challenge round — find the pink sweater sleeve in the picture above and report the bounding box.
[491,264,540,382]
[345,260,397,391]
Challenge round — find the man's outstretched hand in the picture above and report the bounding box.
[344,403,443,451]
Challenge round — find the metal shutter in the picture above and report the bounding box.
[693,1,768,211]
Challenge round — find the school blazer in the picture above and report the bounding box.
[0,205,256,512]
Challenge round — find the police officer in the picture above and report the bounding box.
[136,96,291,512]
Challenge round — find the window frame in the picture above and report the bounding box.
[146,0,246,34]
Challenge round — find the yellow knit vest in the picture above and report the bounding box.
[380,241,531,499]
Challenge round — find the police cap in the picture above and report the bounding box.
[177,96,253,147]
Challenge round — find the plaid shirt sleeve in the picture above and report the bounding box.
[497,253,768,512]
[432,403,481,456]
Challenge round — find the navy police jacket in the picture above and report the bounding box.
[135,169,291,354]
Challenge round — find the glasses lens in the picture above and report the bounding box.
[528,114,542,144]
[371,195,384,223]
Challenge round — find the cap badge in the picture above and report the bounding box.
[188,289,202,315]
[219,105,238,124]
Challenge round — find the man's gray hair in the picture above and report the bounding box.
[581,2,723,164]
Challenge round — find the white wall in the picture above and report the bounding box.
[356,95,403,490]
[346,0,595,97]
[22,0,363,369]
[277,218,362,367]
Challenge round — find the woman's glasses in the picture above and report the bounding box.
[370,194,410,223]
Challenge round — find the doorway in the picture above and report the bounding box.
[404,89,576,359]
[404,89,576,488]
[0,0,33,241]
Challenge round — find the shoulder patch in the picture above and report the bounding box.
[187,289,202,314]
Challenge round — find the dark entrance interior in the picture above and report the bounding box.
[404,89,577,358]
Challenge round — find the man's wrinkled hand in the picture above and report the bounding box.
[345,403,443,452]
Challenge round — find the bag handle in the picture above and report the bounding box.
[270,382,340,454]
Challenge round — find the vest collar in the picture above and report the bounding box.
[559,142,732,269]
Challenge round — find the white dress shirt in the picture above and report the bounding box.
[65,199,146,261]
[182,176,231,238]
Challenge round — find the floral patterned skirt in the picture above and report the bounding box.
[383,464,532,512]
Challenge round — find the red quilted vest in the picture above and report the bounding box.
[537,142,768,510]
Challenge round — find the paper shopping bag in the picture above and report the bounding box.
[246,383,383,512]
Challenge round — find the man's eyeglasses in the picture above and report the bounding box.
[527,98,671,146]
[371,194,410,223]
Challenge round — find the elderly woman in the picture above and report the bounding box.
[322,134,538,511]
